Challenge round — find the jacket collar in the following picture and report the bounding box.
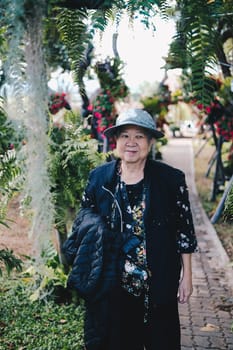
[103,158,120,192]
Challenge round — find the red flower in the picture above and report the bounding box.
[48,92,70,115]
[197,103,204,110]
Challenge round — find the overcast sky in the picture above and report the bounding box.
[49,15,176,100]
[93,15,176,92]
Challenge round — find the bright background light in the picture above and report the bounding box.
[94,16,176,92]
[48,15,176,102]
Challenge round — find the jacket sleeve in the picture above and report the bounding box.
[62,208,94,265]
[62,168,99,266]
[175,172,198,254]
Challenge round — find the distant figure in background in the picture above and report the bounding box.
[63,108,197,350]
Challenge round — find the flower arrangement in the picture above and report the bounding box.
[88,57,129,150]
[48,92,71,115]
[215,114,233,142]
[195,95,233,177]
[192,76,233,142]
[94,58,129,99]
[88,91,115,135]
[204,99,233,142]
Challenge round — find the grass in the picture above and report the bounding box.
[193,137,233,262]
[0,277,85,350]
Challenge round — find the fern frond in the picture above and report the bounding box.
[125,0,159,29]
[49,118,107,229]
[0,150,21,193]
[186,18,218,105]
[90,7,115,31]
[224,181,233,222]
[0,248,23,276]
[157,0,175,20]
[168,0,224,106]
[56,8,91,97]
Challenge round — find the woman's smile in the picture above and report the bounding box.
[115,125,154,165]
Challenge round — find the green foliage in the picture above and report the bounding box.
[218,77,233,103]
[0,99,22,154]
[140,84,171,132]
[95,57,129,99]
[43,9,71,71]
[22,243,69,302]
[167,0,233,106]
[90,57,129,147]
[187,20,217,106]
[224,183,233,222]
[122,0,159,29]
[0,26,8,79]
[53,0,164,99]
[56,8,91,98]
[0,249,23,276]
[49,111,107,233]
[0,100,23,227]
[0,151,21,226]
[166,34,188,70]
[0,277,84,349]
[0,150,21,193]
[0,0,27,74]
[141,95,168,116]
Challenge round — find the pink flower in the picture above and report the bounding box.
[94,112,102,119]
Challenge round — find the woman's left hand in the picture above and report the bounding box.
[178,274,193,304]
[178,253,193,304]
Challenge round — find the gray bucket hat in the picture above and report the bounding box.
[103,108,164,139]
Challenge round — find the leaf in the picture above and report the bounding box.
[200,323,220,331]
[59,319,67,324]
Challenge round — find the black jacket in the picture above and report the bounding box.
[81,158,197,303]
[63,158,197,349]
[62,209,123,350]
[62,207,122,302]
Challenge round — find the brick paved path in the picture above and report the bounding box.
[162,138,233,350]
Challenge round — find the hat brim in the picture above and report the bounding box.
[103,123,164,139]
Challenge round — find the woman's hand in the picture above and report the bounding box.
[178,274,193,303]
[178,253,193,304]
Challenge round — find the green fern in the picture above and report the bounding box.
[0,150,21,227]
[0,248,23,276]
[49,111,107,241]
[167,0,233,106]
[56,8,92,98]
[54,0,167,98]
[224,181,233,222]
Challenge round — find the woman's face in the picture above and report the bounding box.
[115,125,154,165]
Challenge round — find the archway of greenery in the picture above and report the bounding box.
[0,0,232,274]
[0,0,167,267]
[0,5,232,347]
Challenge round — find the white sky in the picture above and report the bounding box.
[49,15,176,98]
[93,15,176,92]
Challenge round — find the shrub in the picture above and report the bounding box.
[0,277,85,349]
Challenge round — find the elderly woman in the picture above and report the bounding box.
[63,108,197,350]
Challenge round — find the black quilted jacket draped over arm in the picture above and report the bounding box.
[62,208,122,302]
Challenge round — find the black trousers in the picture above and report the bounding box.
[102,288,181,350]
